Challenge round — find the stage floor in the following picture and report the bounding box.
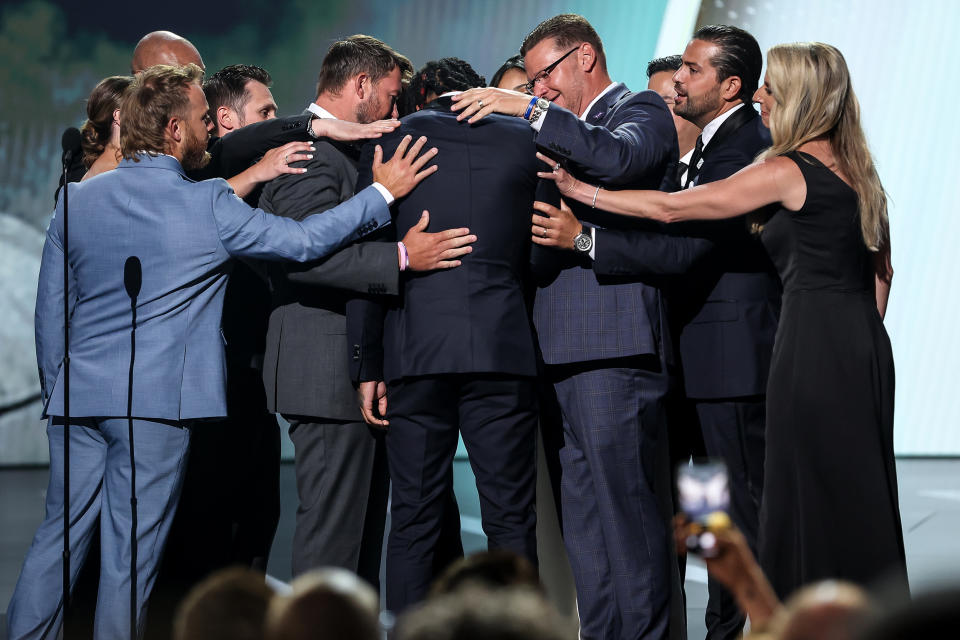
[2,458,959,639]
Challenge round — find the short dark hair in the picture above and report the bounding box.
[490,55,524,89]
[646,55,682,79]
[520,14,606,69]
[401,58,485,115]
[315,34,413,97]
[691,24,762,103]
[203,64,272,126]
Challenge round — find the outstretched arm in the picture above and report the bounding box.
[537,152,804,225]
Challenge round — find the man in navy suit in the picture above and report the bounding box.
[7,63,435,640]
[531,26,781,640]
[453,15,680,640]
[348,58,541,612]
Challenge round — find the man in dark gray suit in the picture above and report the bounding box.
[258,35,474,585]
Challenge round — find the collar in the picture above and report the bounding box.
[580,82,619,121]
[116,152,186,176]
[701,102,745,148]
[307,102,338,120]
[679,148,694,166]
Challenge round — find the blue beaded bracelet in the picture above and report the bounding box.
[523,96,539,120]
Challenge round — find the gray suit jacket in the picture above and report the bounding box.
[35,153,390,420]
[259,136,399,420]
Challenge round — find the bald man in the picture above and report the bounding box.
[131,30,204,73]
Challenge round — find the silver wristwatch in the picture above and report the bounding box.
[527,98,550,124]
[573,227,593,254]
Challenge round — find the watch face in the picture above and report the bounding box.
[574,233,593,253]
[537,98,550,110]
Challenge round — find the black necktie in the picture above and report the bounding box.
[676,161,688,186]
[685,134,704,189]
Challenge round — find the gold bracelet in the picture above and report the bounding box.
[591,185,601,208]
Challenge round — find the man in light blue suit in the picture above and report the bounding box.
[7,63,436,640]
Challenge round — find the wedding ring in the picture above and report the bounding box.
[553,163,561,172]
[477,99,484,107]
[284,155,290,164]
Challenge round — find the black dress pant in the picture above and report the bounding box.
[384,374,539,612]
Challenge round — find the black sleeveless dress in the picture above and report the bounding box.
[757,151,908,598]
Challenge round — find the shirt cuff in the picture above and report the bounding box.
[530,108,548,133]
[371,182,395,206]
[589,226,596,260]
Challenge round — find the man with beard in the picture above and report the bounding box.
[258,35,474,587]
[7,63,436,640]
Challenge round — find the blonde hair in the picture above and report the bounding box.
[760,43,888,251]
[120,63,204,160]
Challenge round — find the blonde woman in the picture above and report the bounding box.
[534,42,907,599]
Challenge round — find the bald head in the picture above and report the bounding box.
[131,31,204,73]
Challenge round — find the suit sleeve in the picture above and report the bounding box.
[34,196,78,406]
[346,139,395,383]
[535,93,674,187]
[212,114,314,178]
[257,150,401,295]
[210,178,390,262]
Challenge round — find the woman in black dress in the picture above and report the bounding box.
[532,42,908,599]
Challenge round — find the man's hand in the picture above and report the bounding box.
[372,135,438,199]
[402,210,476,271]
[358,380,389,428]
[227,141,315,197]
[450,87,533,124]
[532,199,580,250]
[315,118,401,141]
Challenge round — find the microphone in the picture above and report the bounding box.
[61,127,82,166]
[124,256,142,300]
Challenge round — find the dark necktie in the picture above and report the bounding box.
[675,161,688,186]
[684,134,704,189]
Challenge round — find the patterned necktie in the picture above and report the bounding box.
[684,134,705,189]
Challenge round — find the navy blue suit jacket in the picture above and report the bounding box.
[530,83,677,366]
[347,98,540,383]
[592,105,781,398]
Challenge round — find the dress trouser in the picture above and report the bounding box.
[549,356,673,640]
[694,398,765,640]
[384,374,539,612]
[7,417,190,640]
[286,417,390,588]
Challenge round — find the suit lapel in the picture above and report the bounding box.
[587,83,629,125]
[703,104,758,156]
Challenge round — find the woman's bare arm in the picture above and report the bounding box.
[538,152,806,223]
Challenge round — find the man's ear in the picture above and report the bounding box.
[579,42,599,73]
[721,75,742,102]
[167,116,183,144]
[355,73,369,100]
[216,105,234,133]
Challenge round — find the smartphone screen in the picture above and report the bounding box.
[676,459,730,525]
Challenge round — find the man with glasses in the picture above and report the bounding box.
[452,13,680,640]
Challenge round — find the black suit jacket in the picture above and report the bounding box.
[259,115,399,420]
[348,98,540,383]
[592,105,781,398]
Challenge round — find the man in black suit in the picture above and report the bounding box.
[258,37,474,587]
[537,25,781,640]
[348,58,541,612]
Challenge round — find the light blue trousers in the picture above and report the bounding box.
[6,417,190,640]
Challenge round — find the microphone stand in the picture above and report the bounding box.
[124,256,141,640]
[61,152,72,637]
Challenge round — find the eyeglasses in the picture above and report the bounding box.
[523,46,580,93]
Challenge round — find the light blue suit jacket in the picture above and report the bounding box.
[35,153,390,420]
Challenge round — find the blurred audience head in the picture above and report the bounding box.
[490,55,526,92]
[81,75,132,168]
[673,24,761,128]
[172,567,272,640]
[266,568,380,640]
[771,580,875,640]
[401,58,485,115]
[314,34,413,123]
[520,14,607,114]
[430,550,542,597]
[856,585,960,640]
[131,30,205,73]
[120,63,211,169]
[396,585,574,640]
[203,64,277,137]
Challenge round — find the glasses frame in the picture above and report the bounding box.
[523,45,581,93]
